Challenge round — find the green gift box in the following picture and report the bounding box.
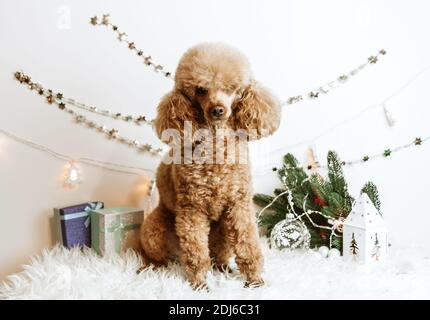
[91,206,144,255]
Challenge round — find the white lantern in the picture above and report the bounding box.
[343,193,387,263]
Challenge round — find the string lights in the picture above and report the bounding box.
[0,128,154,187]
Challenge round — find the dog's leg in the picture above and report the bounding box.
[209,221,234,272]
[224,201,264,287]
[175,210,211,289]
[140,204,177,266]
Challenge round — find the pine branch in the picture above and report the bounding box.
[361,181,381,213]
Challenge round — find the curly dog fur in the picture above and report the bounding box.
[140,43,281,288]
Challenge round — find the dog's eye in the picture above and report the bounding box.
[195,86,208,96]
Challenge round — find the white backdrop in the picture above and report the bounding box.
[1,0,429,280]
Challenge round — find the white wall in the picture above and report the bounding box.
[1,0,429,280]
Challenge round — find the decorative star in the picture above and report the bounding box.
[108,129,118,136]
[56,93,63,99]
[287,95,302,104]
[115,113,122,117]
[46,95,54,104]
[102,14,110,25]
[117,32,127,41]
[14,71,22,81]
[144,56,152,65]
[137,50,143,56]
[38,89,44,95]
[22,75,31,84]
[309,91,319,99]
[165,72,172,77]
[112,25,118,31]
[362,155,369,162]
[58,102,66,110]
[75,115,85,122]
[414,137,422,145]
[368,56,378,64]
[128,42,135,49]
[125,115,133,121]
[379,49,387,55]
[383,149,391,157]
[154,65,163,72]
[90,16,98,26]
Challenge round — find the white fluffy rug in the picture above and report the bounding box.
[1,240,430,300]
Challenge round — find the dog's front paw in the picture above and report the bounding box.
[244,276,264,288]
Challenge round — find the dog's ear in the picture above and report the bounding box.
[153,90,195,140]
[233,81,281,140]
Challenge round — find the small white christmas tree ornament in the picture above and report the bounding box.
[343,193,387,263]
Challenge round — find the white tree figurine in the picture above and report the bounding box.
[343,193,387,263]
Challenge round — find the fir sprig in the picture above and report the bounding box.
[254,150,381,251]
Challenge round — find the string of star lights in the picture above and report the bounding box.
[89,13,386,107]
[13,71,164,156]
[13,72,153,126]
[281,49,387,106]
[90,14,172,79]
[0,128,154,187]
[268,135,429,173]
[267,133,429,171]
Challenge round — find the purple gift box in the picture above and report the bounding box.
[54,201,104,248]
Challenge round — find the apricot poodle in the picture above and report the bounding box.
[140,43,281,288]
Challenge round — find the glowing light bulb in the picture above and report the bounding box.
[64,161,82,187]
[69,167,79,181]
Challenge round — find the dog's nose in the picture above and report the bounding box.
[211,106,225,118]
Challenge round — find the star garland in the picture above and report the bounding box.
[13,72,152,127]
[90,14,172,79]
[89,13,386,106]
[283,49,387,105]
[14,71,163,156]
[271,135,429,172]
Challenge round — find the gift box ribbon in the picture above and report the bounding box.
[104,216,140,253]
[60,201,103,228]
